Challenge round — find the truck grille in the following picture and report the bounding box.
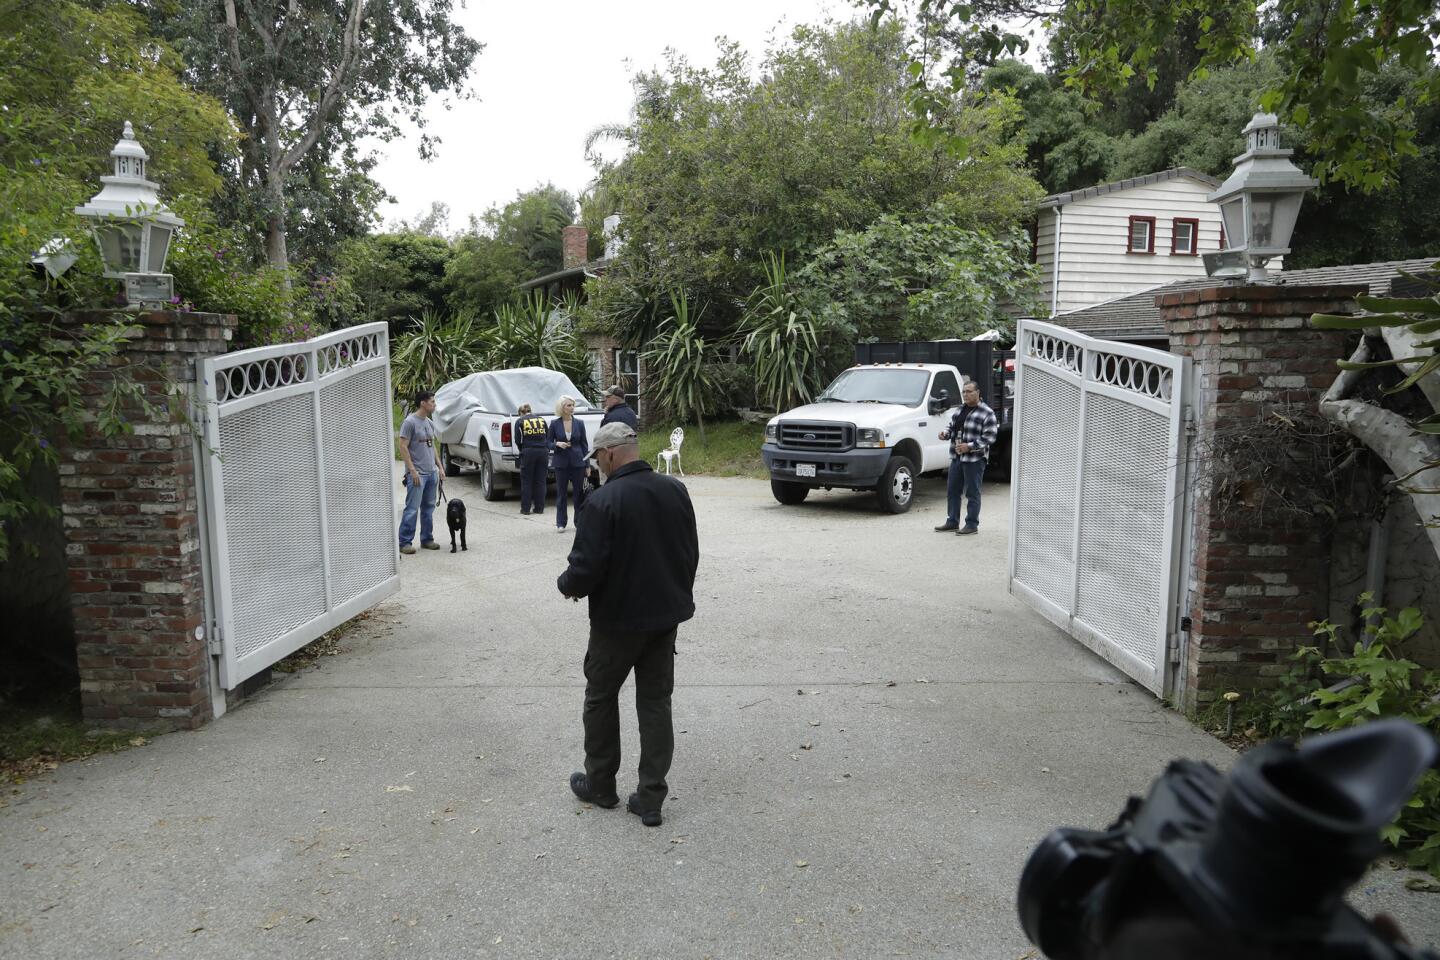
[778,420,852,451]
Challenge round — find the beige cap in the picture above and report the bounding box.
[592,422,638,449]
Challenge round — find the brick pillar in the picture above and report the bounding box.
[1161,285,1362,713]
[561,225,588,270]
[58,310,236,730]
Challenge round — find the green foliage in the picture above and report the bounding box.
[389,309,487,401]
[792,203,1041,343]
[1248,597,1440,877]
[870,0,1440,192]
[642,290,718,441]
[335,232,451,336]
[480,185,578,277]
[738,253,843,412]
[444,234,528,318]
[487,292,595,395]
[595,18,1041,334]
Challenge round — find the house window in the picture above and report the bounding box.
[613,348,640,418]
[1171,218,1199,255]
[1127,216,1156,254]
[587,349,603,396]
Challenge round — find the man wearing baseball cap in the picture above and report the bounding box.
[558,421,699,828]
[600,384,638,432]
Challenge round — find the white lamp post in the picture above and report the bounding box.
[74,121,184,304]
[1204,112,1317,282]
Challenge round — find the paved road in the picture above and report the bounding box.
[3,472,1436,958]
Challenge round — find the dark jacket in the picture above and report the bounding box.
[556,460,699,633]
[514,414,549,455]
[546,416,589,470]
[601,401,639,432]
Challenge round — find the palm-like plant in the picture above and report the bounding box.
[485,291,596,396]
[737,251,830,412]
[390,309,487,401]
[644,288,716,442]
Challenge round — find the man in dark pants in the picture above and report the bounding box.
[600,384,638,431]
[934,380,999,535]
[557,422,699,827]
[513,403,548,515]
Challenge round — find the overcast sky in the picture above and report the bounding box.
[368,0,852,232]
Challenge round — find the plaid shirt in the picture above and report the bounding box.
[947,402,999,462]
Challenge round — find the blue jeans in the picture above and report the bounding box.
[399,469,438,546]
[946,459,986,528]
[554,465,586,529]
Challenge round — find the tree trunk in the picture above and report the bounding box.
[264,169,289,271]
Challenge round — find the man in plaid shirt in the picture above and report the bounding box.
[935,380,998,535]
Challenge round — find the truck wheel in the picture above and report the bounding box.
[771,478,810,505]
[441,444,461,478]
[479,448,506,502]
[875,456,915,514]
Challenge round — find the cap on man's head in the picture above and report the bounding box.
[592,422,638,450]
[603,385,626,400]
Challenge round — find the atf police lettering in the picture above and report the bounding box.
[519,416,547,438]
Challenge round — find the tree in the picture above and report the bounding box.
[160,0,481,269]
[792,203,1042,343]
[444,234,528,318]
[334,232,450,334]
[592,19,1041,343]
[643,290,717,441]
[979,60,1117,195]
[869,0,1440,191]
[481,184,578,277]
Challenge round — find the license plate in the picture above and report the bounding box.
[795,463,817,478]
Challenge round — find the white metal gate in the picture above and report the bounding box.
[195,323,399,689]
[1008,320,1192,696]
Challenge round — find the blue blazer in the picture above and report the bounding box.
[547,416,589,470]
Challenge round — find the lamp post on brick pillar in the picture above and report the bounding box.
[56,129,238,730]
[1160,285,1362,714]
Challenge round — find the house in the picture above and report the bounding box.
[1036,168,1231,316]
[519,218,646,418]
[1047,258,1440,347]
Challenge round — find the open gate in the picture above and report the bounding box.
[194,323,399,690]
[1008,320,1193,697]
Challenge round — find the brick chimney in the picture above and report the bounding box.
[562,225,588,270]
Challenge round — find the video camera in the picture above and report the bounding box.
[1018,719,1440,960]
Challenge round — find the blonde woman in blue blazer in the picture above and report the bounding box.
[547,396,589,532]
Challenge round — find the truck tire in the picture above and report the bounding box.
[479,447,506,502]
[875,455,915,514]
[441,444,461,478]
[771,478,810,505]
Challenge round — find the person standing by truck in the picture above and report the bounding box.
[547,395,589,532]
[513,403,549,516]
[600,384,638,431]
[935,380,998,536]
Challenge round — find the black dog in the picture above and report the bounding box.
[446,499,467,553]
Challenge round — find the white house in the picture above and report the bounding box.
[1036,167,1236,316]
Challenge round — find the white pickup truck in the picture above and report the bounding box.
[761,362,971,513]
[432,367,604,501]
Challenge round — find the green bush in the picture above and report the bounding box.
[643,289,717,441]
[1247,596,1440,878]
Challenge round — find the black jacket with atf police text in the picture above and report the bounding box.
[514,414,549,454]
[556,460,699,633]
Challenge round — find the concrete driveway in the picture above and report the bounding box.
[3,471,1435,958]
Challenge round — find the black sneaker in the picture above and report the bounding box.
[627,793,662,827]
[957,526,978,535]
[569,772,618,808]
[934,523,958,532]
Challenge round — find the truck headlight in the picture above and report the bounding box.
[855,428,885,448]
[765,423,778,442]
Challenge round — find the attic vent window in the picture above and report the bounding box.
[1128,216,1156,254]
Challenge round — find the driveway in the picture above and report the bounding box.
[2,472,1434,958]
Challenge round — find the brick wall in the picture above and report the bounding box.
[58,310,235,730]
[562,225,588,270]
[1162,284,1361,712]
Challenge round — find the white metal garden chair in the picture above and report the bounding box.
[656,427,685,476]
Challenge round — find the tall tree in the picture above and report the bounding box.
[482,184,578,277]
[162,0,481,269]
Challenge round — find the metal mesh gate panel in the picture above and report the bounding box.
[197,324,399,689]
[1008,321,1190,696]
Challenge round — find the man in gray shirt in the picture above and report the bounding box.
[398,390,440,554]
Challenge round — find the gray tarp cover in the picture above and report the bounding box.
[432,367,598,444]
